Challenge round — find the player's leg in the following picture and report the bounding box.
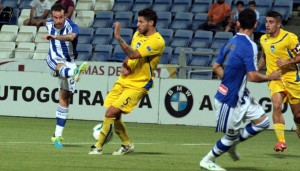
[200,100,238,171]
[271,92,287,152]
[289,103,300,138]
[52,88,71,148]
[89,83,123,154]
[56,62,88,81]
[112,88,146,155]
[51,70,76,148]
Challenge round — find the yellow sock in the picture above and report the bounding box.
[273,124,285,143]
[95,117,115,149]
[114,118,131,145]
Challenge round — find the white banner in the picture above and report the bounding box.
[158,79,295,130]
[0,71,296,130]
[0,71,159,123]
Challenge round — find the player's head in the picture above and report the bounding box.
[137,8,157,36]
[238,8,257,30]
[216,0,225,4]
[248,1,256,11]
[235,1,244,12]
[265,11,282,35]
[51,4,66,29]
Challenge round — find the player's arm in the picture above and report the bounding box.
[114,22,141,59]
[277,42,300,67]
[247,70,281,83]
[42,33,77,41]
[121,57,131,76]
[257,52,266,71]
[212,62,224,79]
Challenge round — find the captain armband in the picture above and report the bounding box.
[293,43,300,54]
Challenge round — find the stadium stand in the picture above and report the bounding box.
[17,9,31,27]
[92,11,114,28]
[113,0,133,12]
[33,42,49,60]
[170,0,192,14]
[170,29,193,48]
[112,11,133,28]
[0,41,15,58]
[0,24,19,42]
[74,10,95,27]
[272,0,293,21]
[157,28,174,46]
[188,70,213,80]
[152,0,172,12]
[34,26,48,43]
[160,46,173,64]
[190,30,213,49]
[255,0,274,16]
[156,11,172,29]
[191,13,208,30]
[170,12,193,30]
[78,27,95,44]
[76,0,96,11]
[210,31,233,50]
[131,0,153,14]
[15,25,37,44]
[94,0,114,11]
[110,28,133,45]
[110,44,126,62]
[170,47,193,65]
[92,44,113,61]
[14,42,35,59]
[91,27,113,45]
[19,0,31,10]
[190,0,212,14]
[76,43,93,61]
[188,48,214,66]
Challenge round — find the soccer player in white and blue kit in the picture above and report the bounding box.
[199,9,282,171]
[43,4,88,149]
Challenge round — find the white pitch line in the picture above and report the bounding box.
[0,142,212,146]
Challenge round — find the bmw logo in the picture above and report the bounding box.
[165,85,193,118]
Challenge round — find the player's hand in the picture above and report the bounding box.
[121,65,131,76]
[276,58,289,67]
[114,22,121,39]
[42,35,56,40]
[269,70,282,80]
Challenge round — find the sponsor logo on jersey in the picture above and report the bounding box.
[218,84,228,95]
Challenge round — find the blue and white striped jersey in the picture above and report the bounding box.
[45,18,79,62]
[215,33,258,107]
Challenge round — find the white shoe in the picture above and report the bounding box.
[88,145,103,155]
[112,144,134,155]
[74,62,88,82]
[228,145,240,161]
[200,159,226,171]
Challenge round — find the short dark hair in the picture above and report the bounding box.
[238,8,257,29]
[51,3,65,13]
[138,8,158,26]
[266,11,282,23]
[248,1,256,6]
[236,1,244,6]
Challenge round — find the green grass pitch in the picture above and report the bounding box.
[0,116,299,171]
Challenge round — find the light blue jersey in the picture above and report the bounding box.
[215,33,258,107]
[46,18,78,63]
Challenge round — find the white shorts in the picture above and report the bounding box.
[46,57,76,93]
[214,96,265,135]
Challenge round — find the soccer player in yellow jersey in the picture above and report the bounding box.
[258,11,300,152]
[89,8,165,155]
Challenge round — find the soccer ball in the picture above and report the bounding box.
[92,123,113,143]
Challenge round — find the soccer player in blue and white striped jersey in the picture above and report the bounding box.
[43,4,88,149]
[199,9,282,171]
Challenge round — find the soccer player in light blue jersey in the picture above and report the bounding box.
[199,9,282,171]
[43,4,88,149]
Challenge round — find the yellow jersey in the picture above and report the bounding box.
[260,29,300,81]
[116,31,165,90]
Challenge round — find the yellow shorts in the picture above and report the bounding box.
[268,79,300,104]
[104,82,147,113]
